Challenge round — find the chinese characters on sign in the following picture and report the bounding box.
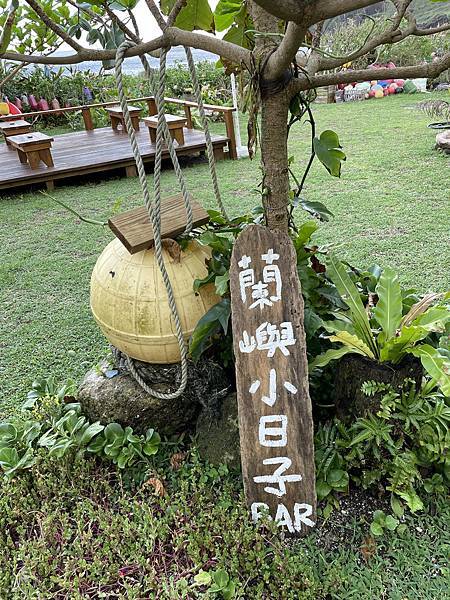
[230,224,316,536]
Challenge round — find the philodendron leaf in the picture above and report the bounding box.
[313,130,346,177]
[373,267,403,342]
[189,298,231,362]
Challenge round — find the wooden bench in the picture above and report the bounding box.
[105,105,142,132]
[143,114,187,145]
[9,132,54,169]
[0,119,33,146]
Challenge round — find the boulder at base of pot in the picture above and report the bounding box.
[196,392,241,470]
[78,350,230,435]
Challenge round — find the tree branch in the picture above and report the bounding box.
[293,52,450,91]
[265,22,308,79]
[252,0,384,26]
[24,0,83,52]
[1,27,251,67]
[167,0,187,28]
[308,0,385,25]
[144,0,167,31]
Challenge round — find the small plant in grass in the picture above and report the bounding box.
[193,568,237,599]
[370,510,405,537]
[0,378,161,480]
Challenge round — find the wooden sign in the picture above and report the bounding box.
[230,224,316,535]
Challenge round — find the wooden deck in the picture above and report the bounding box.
[0,125,230,193]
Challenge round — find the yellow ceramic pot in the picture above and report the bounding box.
[90,238,218,363]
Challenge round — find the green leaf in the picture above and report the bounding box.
[407,344,450,396]
[390,494,404,518]
[299,199,334,222]
[293,220,318,249]
[79,422,104,446]
[87,435,106,454]
[370,521,384,536]
[396,489,424,513]
[104,422,124,441]
[193,570,212,586]
[215,271,230,296]
[0,447,20,470]
[313,130,346,178]
[212,568,229,589]
[373,267,403,342]
[316,480,332,500]
[309,346,356,371]
[412,306,450,332]
[384,515,399,531]
[214,0,242,31]
[380,325,428,363]
[49,438,73,458]
[175,0,214,33]
[328,331,374,358]
[326,254,377,357]
[373,510,386,523]
[189,298,231,362]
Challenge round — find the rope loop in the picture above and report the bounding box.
[113,41,228,399]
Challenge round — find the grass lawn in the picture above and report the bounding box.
[0,93,449,598]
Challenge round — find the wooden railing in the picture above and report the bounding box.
[0,95,238,159]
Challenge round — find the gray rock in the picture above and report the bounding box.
[78,356,229,435]
[196,392,241,469]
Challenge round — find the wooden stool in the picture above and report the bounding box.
[105,105,142,132]
[143,114,187,145]
[108,193,209,254]
[0,119,33,147]
[9,132,54,169]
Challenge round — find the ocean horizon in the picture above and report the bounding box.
[44,47,218,75]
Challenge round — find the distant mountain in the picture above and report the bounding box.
[334,0,449,27]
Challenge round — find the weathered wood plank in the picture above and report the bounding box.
[230,223,316,536]
[108,193,209,254]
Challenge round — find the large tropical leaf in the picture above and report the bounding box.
[175,0,214,32]
[373,267,403,342]
[309,346,357,371]
[328,331,375,358]
[380,325,428,363]
[407,344,450,397]
[325,254,378,357]
[214,0,242,31]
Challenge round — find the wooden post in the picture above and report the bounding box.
[223,110,238,160]
[229,224,316,536]
[146,97,157,116]
[81,107,94,131]
[184,105,193,129]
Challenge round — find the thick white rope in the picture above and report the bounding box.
[114,41,229,399]
[115,42,188,399]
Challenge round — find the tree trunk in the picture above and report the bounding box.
[249,0,291,234]
[260,90,291,232]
